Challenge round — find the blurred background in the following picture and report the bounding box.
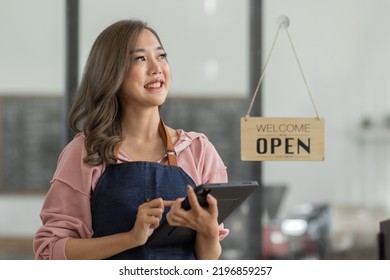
[1,0,390,260]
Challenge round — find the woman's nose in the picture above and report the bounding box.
[149,59,162,75]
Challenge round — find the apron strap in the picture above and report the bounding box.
[159,119,178,167]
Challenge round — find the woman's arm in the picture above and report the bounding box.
[193,193,221,259]
[34,172,168,260]
[65,232,139,260]
[65,198,169,259]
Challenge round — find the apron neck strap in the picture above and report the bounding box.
[158,119,178,166]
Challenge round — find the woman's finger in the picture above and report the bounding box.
[206,193,218,218]
[187,185,201,210]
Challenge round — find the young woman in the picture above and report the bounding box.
[33,19,228,260]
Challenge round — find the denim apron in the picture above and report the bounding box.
[91,119,197,259]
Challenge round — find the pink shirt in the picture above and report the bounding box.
[33,130,228,260]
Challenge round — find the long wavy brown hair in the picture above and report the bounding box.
[68,19,164,166]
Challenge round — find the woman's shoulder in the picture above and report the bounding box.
[174,129,227,184]
[174,129,216,156]
[58,133,87,161]
[53,133,104,192]
[176,129,209,141]
[175,129,210,146]
[66,132,86,147]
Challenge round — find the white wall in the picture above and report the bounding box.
[262,0,390,217]
[0,0,249,97]
[0,0,64,95]
[0,195,44,237]
[79,0,249,97]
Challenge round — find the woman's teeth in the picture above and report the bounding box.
[144,82,162,89]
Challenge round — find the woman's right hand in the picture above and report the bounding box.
[65,198,174,259]
[130,198,173,246]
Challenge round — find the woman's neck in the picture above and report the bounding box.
[120,108,161,141]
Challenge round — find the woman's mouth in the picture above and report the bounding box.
[144,81,163,89]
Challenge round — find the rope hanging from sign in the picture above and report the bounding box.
[245,15,321,120]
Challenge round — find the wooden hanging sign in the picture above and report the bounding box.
[241,17,325,161]
[241,117,324,161]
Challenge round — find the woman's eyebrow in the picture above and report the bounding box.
[130,46,164,54]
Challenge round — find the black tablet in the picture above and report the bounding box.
[146,181,259,246]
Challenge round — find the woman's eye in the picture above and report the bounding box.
[159,53,167,60]
[134,56,145,62]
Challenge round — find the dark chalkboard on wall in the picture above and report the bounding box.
[0,96,64,192]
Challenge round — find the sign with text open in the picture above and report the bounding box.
[240,117,324,161]
[241,17,325,161]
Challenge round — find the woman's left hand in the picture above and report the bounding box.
[166,185,219,239]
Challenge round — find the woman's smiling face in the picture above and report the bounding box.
[119,28,171,110]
